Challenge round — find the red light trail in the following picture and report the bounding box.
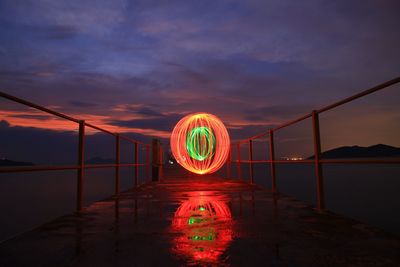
[171,193,233,263]
[170,113,230,174]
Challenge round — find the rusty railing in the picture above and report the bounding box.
[0,91,151,212]
[227,76,400,211]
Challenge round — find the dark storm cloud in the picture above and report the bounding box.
[135,107,164,117]
[8,114,52,121]
[69,101,98,108]
[110,113,183,132]
[0,120,10,128]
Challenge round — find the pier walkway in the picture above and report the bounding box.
[1,165,400,266]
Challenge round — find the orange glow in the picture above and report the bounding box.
[171,194,232,263]
[0,109,171,138]
[170,113,230,174]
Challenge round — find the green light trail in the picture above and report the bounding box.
[186,126,216,161]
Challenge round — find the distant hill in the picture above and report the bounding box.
[0,159,34,166]
[308,144,400,159]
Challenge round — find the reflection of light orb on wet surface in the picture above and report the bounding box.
[171,194,233,263]
[170,113,230,175]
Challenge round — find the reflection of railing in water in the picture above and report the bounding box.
[77,189,275,265]
[228,76,400,211]
[0,91,152,212]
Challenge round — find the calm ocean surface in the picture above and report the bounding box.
[0,163,399,241]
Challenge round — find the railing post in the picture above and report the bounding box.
[152,139,161,182]
[146,145,150,182]
[77,120,85,212]
[115,134,120,195]
[134,142,138,187]
[248,140,254,184]
[269,129,277,192]
[312,110,325,211]
[159,145,163,182]
[227,148,232,178]
[237,143,242,180]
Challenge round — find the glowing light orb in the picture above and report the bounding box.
[170,113,230,174]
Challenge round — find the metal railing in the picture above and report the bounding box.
[228,76,400,211]
[0,91,151,212]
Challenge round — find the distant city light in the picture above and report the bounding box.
[281,156,303,161]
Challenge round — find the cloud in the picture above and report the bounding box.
[0,108,171,138]
[69,101,98,108]
[135,107,165,117]
[109,113,183,132]
[0,0,128,36]
[39,25,78,40]
[0,0,399,157]
[8,114,52,121]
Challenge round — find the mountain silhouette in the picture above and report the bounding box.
[308,144,400,159]
[0,159,34,166]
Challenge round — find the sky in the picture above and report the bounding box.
[0,0,399,163]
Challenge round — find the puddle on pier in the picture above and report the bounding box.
[170,191,234,265]
[106,186,273,266]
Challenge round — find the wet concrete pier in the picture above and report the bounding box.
[1,165,400,266]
